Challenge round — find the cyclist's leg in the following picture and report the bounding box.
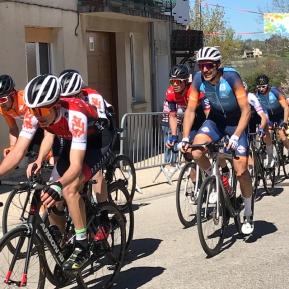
[226,126,254,234]
[192,119,222,174]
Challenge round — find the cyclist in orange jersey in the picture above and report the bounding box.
[0,74,44,161]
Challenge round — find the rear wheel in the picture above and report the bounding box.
[108,155,136,202]
[197,176,225,257]
[108,181,134,251]
[82,202,126,288]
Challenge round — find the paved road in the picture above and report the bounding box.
[1,178,289,288]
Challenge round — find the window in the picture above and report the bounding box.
[129,33,145,103]
[26,42,51,81]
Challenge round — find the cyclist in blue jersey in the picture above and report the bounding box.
[255,74,289,166]
[181,46,254,235]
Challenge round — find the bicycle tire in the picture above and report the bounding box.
[109,155,136,201]
[197,176,225,257]
[0,225,46,289]
[81,202,126,289]
[176,162,200,227]
[108,181,134,251]
[2,188,32,236]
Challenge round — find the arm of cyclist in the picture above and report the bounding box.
[228,81,251,149]
[2,117,19,157]
[182,87,198,152]
[279,95,289,125]
[0,136,31,176]
[26,130,55,178]
[166,101,178,148]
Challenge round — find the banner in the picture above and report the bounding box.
[264,13,289,34]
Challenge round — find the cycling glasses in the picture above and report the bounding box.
[29,106,55,118]
[257,85,268,89]
[0,96,9,105]
[169,79,186,85]
[198,62,216,70]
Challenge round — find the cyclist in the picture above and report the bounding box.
[244,81,273,168]
[165,64,208,149]
[27,71,113,220]
[0,74,44,160]
[181,46,254,235]
[0,74,113,270]
[255,74,289,166]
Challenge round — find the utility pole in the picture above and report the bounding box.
[195,0,202,30]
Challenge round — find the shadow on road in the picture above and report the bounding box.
[114,266,166,289]
[244,220,278,243]
[255,187,283,202]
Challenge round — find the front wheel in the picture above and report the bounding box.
[197,176,225,257]
[0,225,46,289]
[176,162,201,227]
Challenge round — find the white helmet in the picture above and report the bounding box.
[196,46,222,62]
[59,72,83,97]
[24,74,60,108]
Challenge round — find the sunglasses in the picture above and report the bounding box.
[29,106,55,118]
[198,62,216,70]
[257,85,268,89]
[170,79,186,85]
[0,96,9,105]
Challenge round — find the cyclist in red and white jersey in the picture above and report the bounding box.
[28,71,114,227]
[0,74,113,270]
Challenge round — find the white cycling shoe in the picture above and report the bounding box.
[209,192,217,204]
[241,215,254,235]
[264,157,275,169]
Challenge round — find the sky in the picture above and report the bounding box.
[190,0,273,40]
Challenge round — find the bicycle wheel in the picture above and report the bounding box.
[2,189,33,235]
[197,176,225,257]
[110,155,136,201]
[176,162,200,227]
[0,225,46,289]
[81,202,126,288]
[108,181,134,251]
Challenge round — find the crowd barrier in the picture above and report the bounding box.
[119,112,183,186]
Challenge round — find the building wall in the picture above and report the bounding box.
[0,1,171,154]
[0,0,86,152]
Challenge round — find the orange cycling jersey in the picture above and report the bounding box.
[0,90,27,128]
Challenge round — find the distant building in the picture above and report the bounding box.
[242,48,263,58]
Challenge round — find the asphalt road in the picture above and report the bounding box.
[1,177,289,289]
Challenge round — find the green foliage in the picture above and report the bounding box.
[189,4,242,63]
[238,57,289,92]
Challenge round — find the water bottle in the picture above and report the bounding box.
[221,175,233,198]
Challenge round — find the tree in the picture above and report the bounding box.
[271,0,289,11]
[189,4,242,63]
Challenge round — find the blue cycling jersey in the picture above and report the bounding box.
[255,87,283,119]
[192,67,244,125]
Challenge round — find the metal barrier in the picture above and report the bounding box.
[120,112,182,185]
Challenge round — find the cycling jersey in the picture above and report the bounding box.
[0,90,27,127]
[191,67,245,125]
[82,87,112,120]
[164,85,208,130]
[255,86,284,119]
[20,98,99,151]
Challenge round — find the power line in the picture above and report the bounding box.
[201,1,264,15]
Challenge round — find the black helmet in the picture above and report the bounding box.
[59,69,79,77]
[256,74,269,86]
[0,74,15,97]
[170,64,190,80]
